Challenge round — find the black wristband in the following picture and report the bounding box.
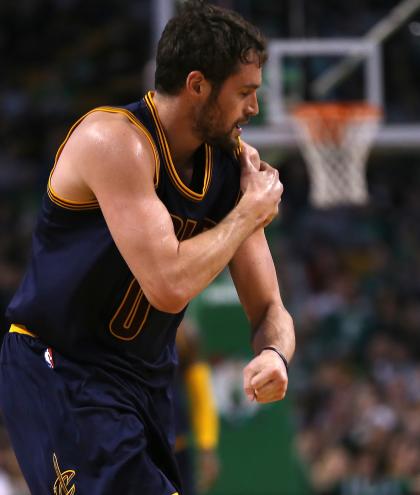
[261,346,289,374]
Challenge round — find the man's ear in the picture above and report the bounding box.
[186,71,212,98]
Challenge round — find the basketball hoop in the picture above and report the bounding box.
[292,102,382,208]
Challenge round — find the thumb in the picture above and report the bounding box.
[243,364,258,402]
[239,141,260,172]
[239,150,256,174]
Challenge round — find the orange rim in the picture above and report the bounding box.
[292,102,382,144]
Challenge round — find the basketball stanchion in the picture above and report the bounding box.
[292,103,382,208]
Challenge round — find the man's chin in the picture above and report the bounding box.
[206,134,237,153]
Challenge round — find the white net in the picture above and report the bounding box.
[292,103,382,208]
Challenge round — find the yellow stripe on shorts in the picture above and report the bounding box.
[9,324,37,338]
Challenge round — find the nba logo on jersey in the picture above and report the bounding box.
[44,348,55,369]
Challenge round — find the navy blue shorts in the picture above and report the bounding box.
[0,332,182,495]
[175,448,195,495]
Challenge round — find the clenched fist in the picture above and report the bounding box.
[243,348,288,403]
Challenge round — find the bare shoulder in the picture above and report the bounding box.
[52,109,156,201]
[71,109,154,160]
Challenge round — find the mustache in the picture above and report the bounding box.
[234,118,251,129]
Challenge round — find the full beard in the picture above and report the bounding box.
[192,99,238,153]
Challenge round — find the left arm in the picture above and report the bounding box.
[229,228,295,403]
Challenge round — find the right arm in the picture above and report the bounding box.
[53,115,281,313]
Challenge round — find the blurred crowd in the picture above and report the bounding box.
[1,1,420,494]
[278,155,420,494]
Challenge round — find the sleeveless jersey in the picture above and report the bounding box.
[6,91,241,389]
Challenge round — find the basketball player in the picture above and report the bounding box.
[0,2,295,494]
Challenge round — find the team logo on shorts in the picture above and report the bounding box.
[44,347,55,369]
[53,453,76,495]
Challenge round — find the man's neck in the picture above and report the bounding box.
[152,92,202,170]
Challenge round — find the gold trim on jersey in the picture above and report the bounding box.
[235,136,242,157]
[47,187,99,211]
[9,324,37,338]
[48,106,160,210]
[145,91,213,202]
[48,110,100,211]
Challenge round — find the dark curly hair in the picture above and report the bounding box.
[155,0,267,95]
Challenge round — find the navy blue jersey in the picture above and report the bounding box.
[6,91,241,390]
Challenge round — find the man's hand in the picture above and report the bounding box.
[238,142,283,230]
[239,141,261,171]
[243,348,288,403]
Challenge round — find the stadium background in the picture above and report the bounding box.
[1,0,420,494]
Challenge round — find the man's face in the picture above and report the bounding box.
[193,55,262,151]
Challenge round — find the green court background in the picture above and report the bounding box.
[189,275,312,495]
